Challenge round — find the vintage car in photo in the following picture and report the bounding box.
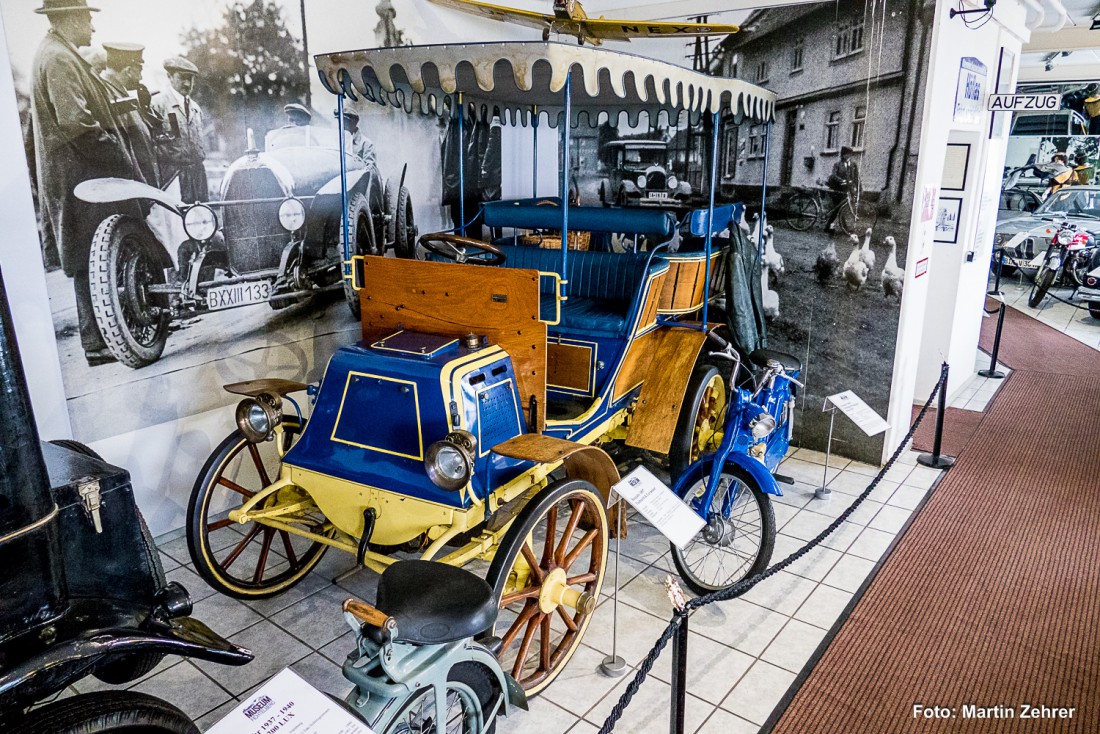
[598,139,692,208]
[183,41,795,702]
[74,123,416,368]
[992,186,1100,272]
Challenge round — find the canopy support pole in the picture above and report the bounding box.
[532,105,539,197]
[457,93,466,237]
[701,110,720,329]
[337,93,350,277]
[560,72,572,294]
[758,122,771,254]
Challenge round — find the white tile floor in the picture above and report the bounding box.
[991,273,1100,351]
[20,443,950,734]
[949,347,1011,412]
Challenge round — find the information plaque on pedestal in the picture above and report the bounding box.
[207,669,374,734]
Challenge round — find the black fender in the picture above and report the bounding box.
[307,165,385,258]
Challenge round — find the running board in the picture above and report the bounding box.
[772,473,795,485]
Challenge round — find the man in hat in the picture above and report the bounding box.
[99,42,159,187]
[30,0,142,366]
[151,56,207,202]
[283,102,312,127]
[825,145,862,232]
[333,107,376,167]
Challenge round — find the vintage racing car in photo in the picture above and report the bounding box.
[75,122,416,368]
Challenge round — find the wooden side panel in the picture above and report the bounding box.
[358,256,547,430]
[657,252,722,314]
[613,328,660,402]
[548,341,593,393]
[633,271,666,337]
[625,328,707,454]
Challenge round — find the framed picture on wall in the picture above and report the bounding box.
[942,143,970,191]
[934,197,962,244]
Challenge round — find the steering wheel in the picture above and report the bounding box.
[417,233,506,266]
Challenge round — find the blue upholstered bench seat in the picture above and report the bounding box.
[493,245,663,334]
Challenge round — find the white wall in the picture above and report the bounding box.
[0,10,70,441]
[885,0,1028,458]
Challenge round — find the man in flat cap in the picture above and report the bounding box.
[151,56,207,202]
[825,145,862,233]
[30,0,142,366]
[334,107,376,167]
[99,42,159,187]
[283,102,312,127]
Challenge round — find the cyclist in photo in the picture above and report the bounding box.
[825,145,861,233]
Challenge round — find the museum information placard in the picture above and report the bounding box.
[207,669,374,734]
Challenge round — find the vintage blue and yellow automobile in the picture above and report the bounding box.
[184,41,788,696]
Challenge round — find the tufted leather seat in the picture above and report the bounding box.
[494,245,659,334]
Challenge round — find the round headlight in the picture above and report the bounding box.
[749,413,777,440]
[183,204,218,241]
[424,430,476,491]
[667,175,679,189]
[1055,230,1072,246]
[278,198,306,232]
[235,396,281,443]
[636,174,647,189]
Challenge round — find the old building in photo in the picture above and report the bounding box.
[716,0,933,213]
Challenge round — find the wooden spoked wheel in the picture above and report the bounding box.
[186,427,334,599]
[689,372,727,466]
[670,365,729,479]
[485,479,608,697]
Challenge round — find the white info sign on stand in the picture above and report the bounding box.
[826,390,890,437]
[612,466,705,549]
[207,669,374,734]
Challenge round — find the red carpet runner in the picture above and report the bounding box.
[771,306,1100,733]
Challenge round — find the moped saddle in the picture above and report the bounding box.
[375,561,498,645]
[748,348,802,374]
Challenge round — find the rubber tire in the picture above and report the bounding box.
[670,462,775,597]
[344,191,378,319]
[669,365,727,480]
[88,215,172,369]
[186,428,330,599]
[784,192,819,231]
[47,439,104,461]
[1028,266,1055,308]
[376,662,500,734]
[1089,303,1100,320]
[392,187,416,259]
[9,692,197,734]
[484,479,607,698]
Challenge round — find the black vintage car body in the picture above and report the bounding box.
[75,124,416,369]
[0,269,252,732]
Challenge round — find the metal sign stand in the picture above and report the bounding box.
[816,399,838,501]
[598,490,627,677]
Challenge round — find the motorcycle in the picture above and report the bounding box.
[669,329,803,595]
[1028,219,1097,308]
[338,560,527,733]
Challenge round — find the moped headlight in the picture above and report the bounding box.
[183,204,218,241]
[278,197,306,232]
[425,430,477,491]
[235,395,281,443]
[667,175,678,190]
[749,413,776,440]
[636,174,647,189]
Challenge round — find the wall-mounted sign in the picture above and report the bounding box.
[915,258,929,278]
[933,197,962,244]
[954,57,987,125]
[987,93,1060,112]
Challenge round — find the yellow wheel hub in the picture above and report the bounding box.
[538,567,596,615]
[690,375,728,463]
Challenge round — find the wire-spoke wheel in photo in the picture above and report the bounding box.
[838,197,878,236]
[485,479,607,697]
[186,426,335,599]
[671,462,775,596]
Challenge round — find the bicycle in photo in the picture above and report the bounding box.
[782,183,878,235]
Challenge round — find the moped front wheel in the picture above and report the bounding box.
[671,462,775,596]
[187,427,333,599]
[374,662,498,734]
[1028,265,1056,308]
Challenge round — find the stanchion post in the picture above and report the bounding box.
[978,302,1006,379]
[599,492,627,678]
[989,248,1005,296]
[918,362,956,469]
[669,613,688,734]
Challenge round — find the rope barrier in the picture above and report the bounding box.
[597,371,947,734]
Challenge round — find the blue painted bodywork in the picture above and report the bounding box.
[283,338,531,509]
